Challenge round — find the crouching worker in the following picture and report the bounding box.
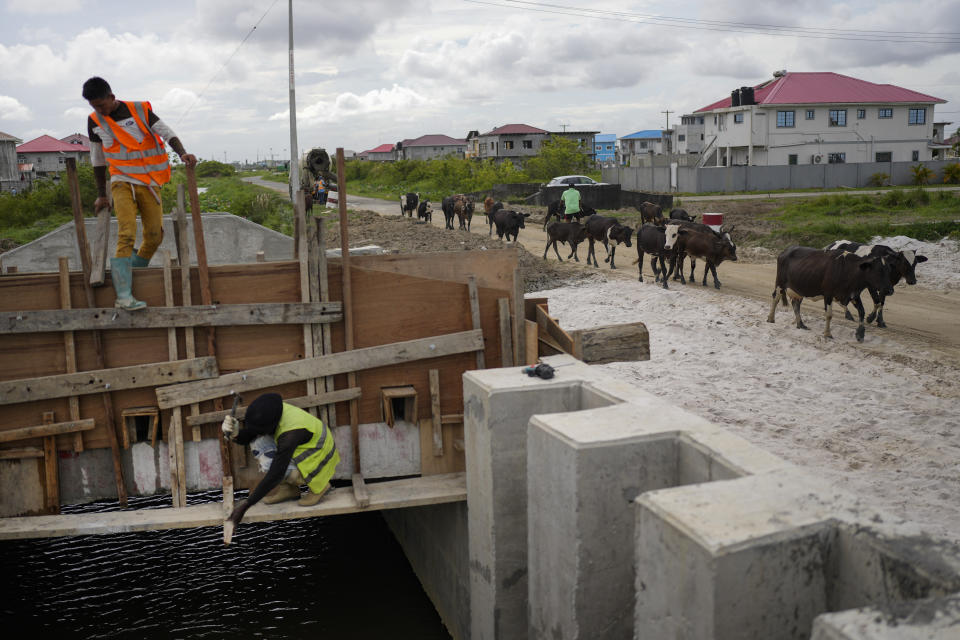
[221,393,340,535]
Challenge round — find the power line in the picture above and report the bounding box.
[463,0,960,44]
[175,0,283,125]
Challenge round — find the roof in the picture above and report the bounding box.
[621,130,662,140]
[404,134,466,147]
[365,143,395,154]
[0,131,22,144]
[696,72,946,112]
[60,133,91,146]
[17,134,90,153]
[480,124,549,136]
[595,134,617,142]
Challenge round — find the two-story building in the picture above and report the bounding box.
[359,143,396,162]
[475,124,550,162]
[397,134,467,161]
[16,134,90,176]
[671,115,705,155]
[694,71,946,167]
[617,130,664,165]
[594,134,617,165]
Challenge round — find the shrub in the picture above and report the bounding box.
[867,172,890,187]
[943,163,960,185]
[910,163,935,185]
[195,160,235,178]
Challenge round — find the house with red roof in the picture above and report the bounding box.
[476,124,598,163]
[358,143,396,162]
[397,134,467,161]
[16,134,91,176]
[694,71,948,167]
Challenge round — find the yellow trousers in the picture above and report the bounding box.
[111,181,163,259]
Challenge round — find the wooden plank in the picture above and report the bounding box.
[0,357,218,406]
[296,189,320,416]
[535,303,576,355]
[419,418,465,476]
[0,418,95,443]
[161,253,189,443]
[349,249,518,291]
[173,185,186,264]
[169,407,186,508]
[513,266,525,365]
[88,207,111,287]
[498,298,514,367]
[0,447,44,459]
[440,413,463,424]
[0,473,466,540]
[525,319,539,366]
[42,411,59,514]
[538,331,565,356]
[569,322,651,364]
[1,302,342,333]
[336,148,361,475]
[467,276,485,370]
[525,297,549,322]
[352,473,370,509]
[65,158,93,280]
[185,387,362,427]
[429,369,442,457]
[316,215,336,430]
[222,475,234,515]
[59,257,83,452]
[155,329,483,409]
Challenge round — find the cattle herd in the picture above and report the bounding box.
[398,192,928,343]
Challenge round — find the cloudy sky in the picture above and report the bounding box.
[2,0,959,164]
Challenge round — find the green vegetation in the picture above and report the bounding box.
[943,163,960,185]
[764,189,960,247]
[194,160,235,178]
[910,163,936,185]
[867,172,890,187]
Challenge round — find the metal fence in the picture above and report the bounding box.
[603,159,959,194]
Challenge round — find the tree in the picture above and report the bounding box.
[524,136,591,181]
[910,163,935,186]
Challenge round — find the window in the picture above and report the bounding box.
[912,150,919,161]
[829,109,847,127]
[806,109,815,120]
[828,152,846,164]
[713,115,717,125]
[878,108,893,119]
[909,108,926,125]
[875,152,892,162]
[522,140,533,149]
[504,140,514,150]
[479,143,486,151]
[596,145,601,151]
[734,113,744,124]
[640,142,647,149]
[678,134,686,141]
[605,145,612,150]
[788,154,798,165]
[777,111,795,127]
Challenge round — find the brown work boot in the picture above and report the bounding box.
[263,482,300,504]
[298,483,331,506]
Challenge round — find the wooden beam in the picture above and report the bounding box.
[0,447,44,460]
[352,473,370,509]
[525,319,539,366]
[65,158,93,280]
[440,413,464,424]
[1,302,342,333]
[0,418,95,443]
[169,407,186,508]
[569,322,651,364]
[89,207,111,287]
[42,411,59,514]
[467,275,485,370]
[336,148,361,476]
[0,473,466,540]
[59,257,83,452]
[0,357,218,406]
[316,215,336,430]
[184,388,362,427]
[498,298,514,367]
[429,369,442,457]
[296,189,319,417]
[155,330,483,410]
[513,266,525,365]
[536,303,576,355]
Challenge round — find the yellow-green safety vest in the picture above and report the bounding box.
[275,403,339,493]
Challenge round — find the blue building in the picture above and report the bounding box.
[594,134,617,164]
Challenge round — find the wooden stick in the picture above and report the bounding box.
[185,387,361,427]
[89,207,111,286]
[169,407,186,507]
[429,369,442,457]
[336,148,360,475]
[0,418,96,443]
[63,158,127,505]
[498,298,514,367]
[467,275,485,370]
[525,319,539,366]
[59,258,84,452]
[513,266,525,365]
[296,189,319,415]
[0,448,44,460]
[173,184,186,266]
[41,412,60,514]
[316,216,336,430]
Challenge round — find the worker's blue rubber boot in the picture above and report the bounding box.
[131,253,150,268]
[110,256,147,311]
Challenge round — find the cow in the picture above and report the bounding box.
[400,192,419,218]
[455,196,475,231]
[486,201,504,236]
[543,221,588,262]
[767,246,895,342]
[492,209,530,242]
[824,240,928,327]
[441,196,457,230]
[636,201,665,225]
[668,208,696,222]
[583,214,633,270]
[634,223,672,288]
[417,199,433,223]
[542,199,566,230]
[663,221,736,285]
[666,227,737,289]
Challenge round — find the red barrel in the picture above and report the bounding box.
[702,212,724,227]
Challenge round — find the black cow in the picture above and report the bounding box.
[543,221,588,262]
[666,227,737,289]
[663,221,736,284]
[542,199,566,230]
[492,209,530,242]
[441,196,457,230]
[767,246,895,342]
[669,208,696,222]
[417,199,433,222]
[636,201,664,225]
[824,240,928,327]
[584,214,633,269]
[634,223,672,288]
[486,201,504,236]
[400,192,419,218]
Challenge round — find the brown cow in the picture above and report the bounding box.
[767,246,895,342]
[636,201,664,225]
[667,227,737,289]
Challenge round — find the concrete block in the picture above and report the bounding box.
[811,594,960,639]
[0,457,45,516]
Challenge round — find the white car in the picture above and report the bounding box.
[546,175,606,187]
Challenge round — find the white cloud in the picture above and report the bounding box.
[272,85,432,124]
[0,95,32,121]
[5,0,83,14]
[63,106,88,120]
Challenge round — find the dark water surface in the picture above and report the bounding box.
[0,491,452,639]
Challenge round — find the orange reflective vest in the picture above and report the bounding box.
[90,101,171,186]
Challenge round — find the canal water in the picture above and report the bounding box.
[0,490,452,639]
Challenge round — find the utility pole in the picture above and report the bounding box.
[559,124,569,133]
[661,109,673,131]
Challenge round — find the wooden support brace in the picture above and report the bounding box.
[352,473,370,509]
[59,257,84,452]
[42,412,59,514]
[498,298,514,367]
[525,319,539,366]
[429,369,443,457]
[169,408,187,508]
[185,388,362,428]
[222,475,234,516]
[513,266,525,365]
[0,418,96,443]
[89,207,110,287]
[0,448,44,460]
[467,275,485,370]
